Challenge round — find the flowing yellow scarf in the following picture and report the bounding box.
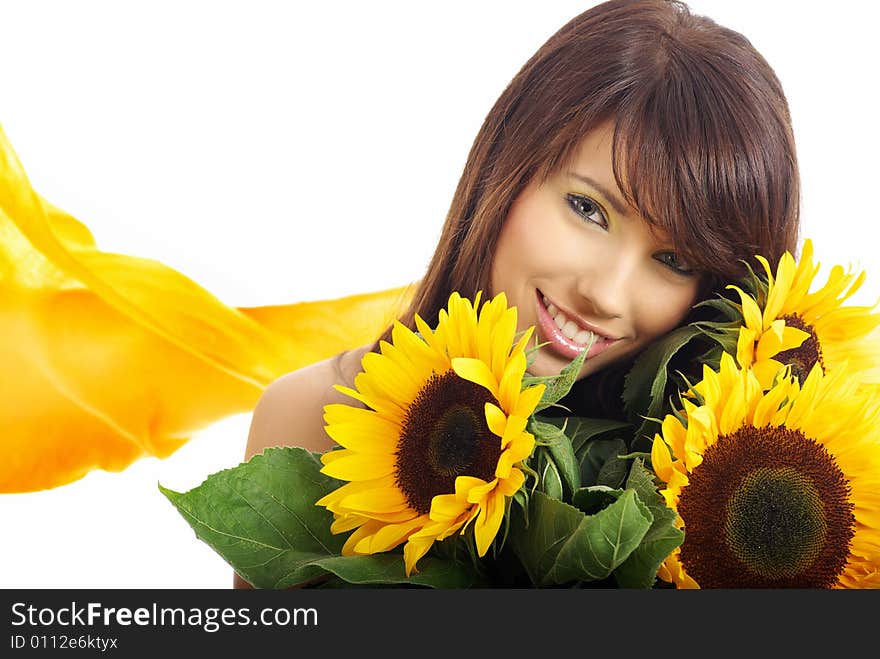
[0,125,413,493]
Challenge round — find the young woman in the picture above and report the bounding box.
[236,0,801,585]
[243,0,799,453]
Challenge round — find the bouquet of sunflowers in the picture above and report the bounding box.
[161,239,880,588]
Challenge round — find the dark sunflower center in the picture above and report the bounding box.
[428,406,484,476]
[725,467,826,579]
[677,425,855,588]
[395,371,500,515]
[776,313,825,382]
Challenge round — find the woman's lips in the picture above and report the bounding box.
[534,290,619,361]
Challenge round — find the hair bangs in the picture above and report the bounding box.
[611,99,749,285]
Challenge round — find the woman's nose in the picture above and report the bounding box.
[575,249,639,320]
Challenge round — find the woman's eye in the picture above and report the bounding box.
[566,194,607,228]
[656,251,696,276]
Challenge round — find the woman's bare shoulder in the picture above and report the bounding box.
[242,344,373,460]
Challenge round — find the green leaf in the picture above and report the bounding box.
[596,450,630,489]
[159,446,478,589]
[694,296,747,325]
[613,459,684,589]
[579,437,628,487]
[571,485,623,515]
[304,554,481,589]
[159,447,344,589]
[622,324,707,451]
[510,490,653,586]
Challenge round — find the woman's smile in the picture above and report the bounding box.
[534,289,620,361]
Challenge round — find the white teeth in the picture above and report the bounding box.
[543,293,606,346]
[562,320,579,339]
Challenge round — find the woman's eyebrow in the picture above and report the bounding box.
[569,172,630,217]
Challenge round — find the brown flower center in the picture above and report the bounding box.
[395,371,500,514]
[775,313,825,382]
[677,425,854,588]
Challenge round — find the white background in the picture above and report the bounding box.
[0,0,877,588]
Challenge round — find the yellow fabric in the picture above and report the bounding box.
[0,125,414,493]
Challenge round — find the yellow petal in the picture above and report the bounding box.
[329,512,369,535]
[752,381,791,427]
[315,476,394,508]
[498,468,525,497]
[358,516,425,554]
[484,402,508,438]
[512,383,545,418]
[661,414,687,462]
[651,435,674,483]
[727,285,763,331]
[451,357,499,398]
[473,490,505,556]
[763,251,797,326]
[490,308,519,382]
[464,477,496,504]
[511,325,535,360]
[338,486,411,515]
[752,359,787,391]
[453,475,487,498]
[319,452,396,481]
[498,351,528,411]
[403,532,437,576]
[341,519,385,556]
[429,492,470,522]
[324,420,399,453]
[499,414,528,449]
[754,320,809,362]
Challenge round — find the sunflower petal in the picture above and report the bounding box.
[451,357,499,398]
[473,490,506,556]
[319,452,396,481]
[763,251,797,326]
[727,285,764,331]
[754,320,809,362]
[512,383,545,418]
[484,402,508,438]
[651,435,675,483]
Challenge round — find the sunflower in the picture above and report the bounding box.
[316,291,545,575]
[650,352,880,588]
[728,238,880,389]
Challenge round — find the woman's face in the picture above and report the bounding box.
[489,122,701,380]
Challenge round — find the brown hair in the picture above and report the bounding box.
[381,0,800,344]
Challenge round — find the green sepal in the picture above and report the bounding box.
[540,458,564,500]
[523,344,589,413]
[529,418,581,498]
